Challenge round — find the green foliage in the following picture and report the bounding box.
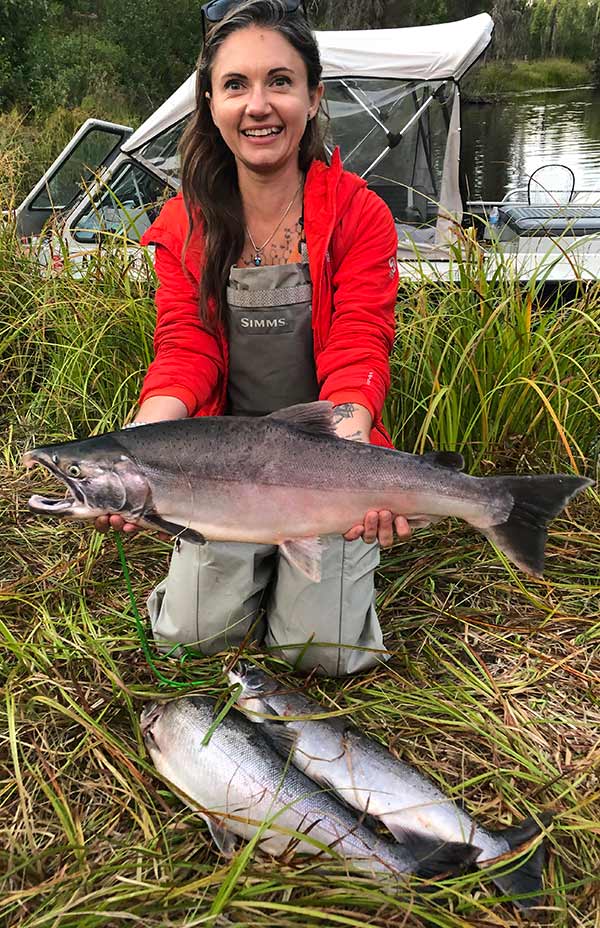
[0,235,156,438]
[0,0,50,106]
[384,235,600,473]
[463,58,591,99]
[26,29,128,114]
[315,0,489,31]
[100,0,204,111]
[529,0,600,61]
[0,0,203,116]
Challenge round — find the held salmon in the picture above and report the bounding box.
[140,695,479,880]
[24,401,592,581]
[228,663,551,911]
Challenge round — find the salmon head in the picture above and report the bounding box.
[23,434,151,522]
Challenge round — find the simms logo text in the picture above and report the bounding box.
[240,317,288,329]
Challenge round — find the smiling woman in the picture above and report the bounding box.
[206,29,323,208]
[94,0,408,677]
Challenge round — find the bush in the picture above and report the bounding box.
[463,58,591,100]
[26,29,129,116]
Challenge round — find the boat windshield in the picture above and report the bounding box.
[324,77,454,228]
[136,121,187,183]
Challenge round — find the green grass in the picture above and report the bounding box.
[387,237,600,472]
[1,214,599,926]
[463,58,592,101]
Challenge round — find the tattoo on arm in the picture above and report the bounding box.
[332,402,358,426]
[344,430,365,441]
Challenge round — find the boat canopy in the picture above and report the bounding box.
[121,14,494,253]
[122,14,494,154]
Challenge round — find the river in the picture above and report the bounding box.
[461,87,600,201]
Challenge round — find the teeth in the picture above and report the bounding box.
[243,127,282,137]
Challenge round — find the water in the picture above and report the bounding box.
[461,87,600,201]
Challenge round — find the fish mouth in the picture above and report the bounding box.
[23,449,87,513]
[28,494,78,515]
[232,661,279,696]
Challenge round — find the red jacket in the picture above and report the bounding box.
[139,149,398,447]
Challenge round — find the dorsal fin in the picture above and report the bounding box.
[422,451,465,471]
[267,402,336,438]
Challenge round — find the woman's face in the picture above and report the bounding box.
[208,25,323,176]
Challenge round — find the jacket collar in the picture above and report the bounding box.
[179,147,365,278]
[304,147,366,252]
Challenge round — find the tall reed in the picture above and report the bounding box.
[386,232,600,475]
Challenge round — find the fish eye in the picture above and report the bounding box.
[67,464,81,478]
[52,453,59,464]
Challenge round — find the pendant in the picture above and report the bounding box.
[254,254,262,266]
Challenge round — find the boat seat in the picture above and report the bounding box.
[500,204,600,237]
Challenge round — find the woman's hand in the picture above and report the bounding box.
[94,514,170,540]
[343,511,412,546]
[332,402,412,548]
[94,514,144,535]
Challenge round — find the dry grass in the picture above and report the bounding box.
[2,456,599,927]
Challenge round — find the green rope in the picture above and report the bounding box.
[114,534,244,742]
[114,533,203,689]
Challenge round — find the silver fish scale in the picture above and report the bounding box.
[230,672,507,860]
[152,698,420,875]
[116,416,485,499]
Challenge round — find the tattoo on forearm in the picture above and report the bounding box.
[332,403,358,425]
[344,430,365,441]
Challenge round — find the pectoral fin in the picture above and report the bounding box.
[143,514,206,544]
[261,720,299,758]
[201,814,239,857]
[279,537,322,582]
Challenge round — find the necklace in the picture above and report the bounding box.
[245,178,304,266]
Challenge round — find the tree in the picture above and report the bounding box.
[101,0,204,109]
[490,0,529,60]
[313,0,385,30]
[528,0,600,61]
[0,0,49,105]
[314,1,490,29]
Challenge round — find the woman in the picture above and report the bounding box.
[97,0,410,676]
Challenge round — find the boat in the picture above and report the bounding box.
[13,13,600,282]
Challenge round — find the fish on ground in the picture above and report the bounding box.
[140,695,479,881]
[228,662,551,911]
[24,401,593,582]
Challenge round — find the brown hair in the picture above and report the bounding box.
[179,0,329,328]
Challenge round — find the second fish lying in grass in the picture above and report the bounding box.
[140,695,478,881]
[228,663,551,912]
[24,401,592,582]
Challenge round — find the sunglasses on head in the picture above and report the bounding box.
[201,0,307,42]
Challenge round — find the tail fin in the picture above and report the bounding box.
[401,831,480,879]
[488,813,552,910]
[484,475,592,577]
